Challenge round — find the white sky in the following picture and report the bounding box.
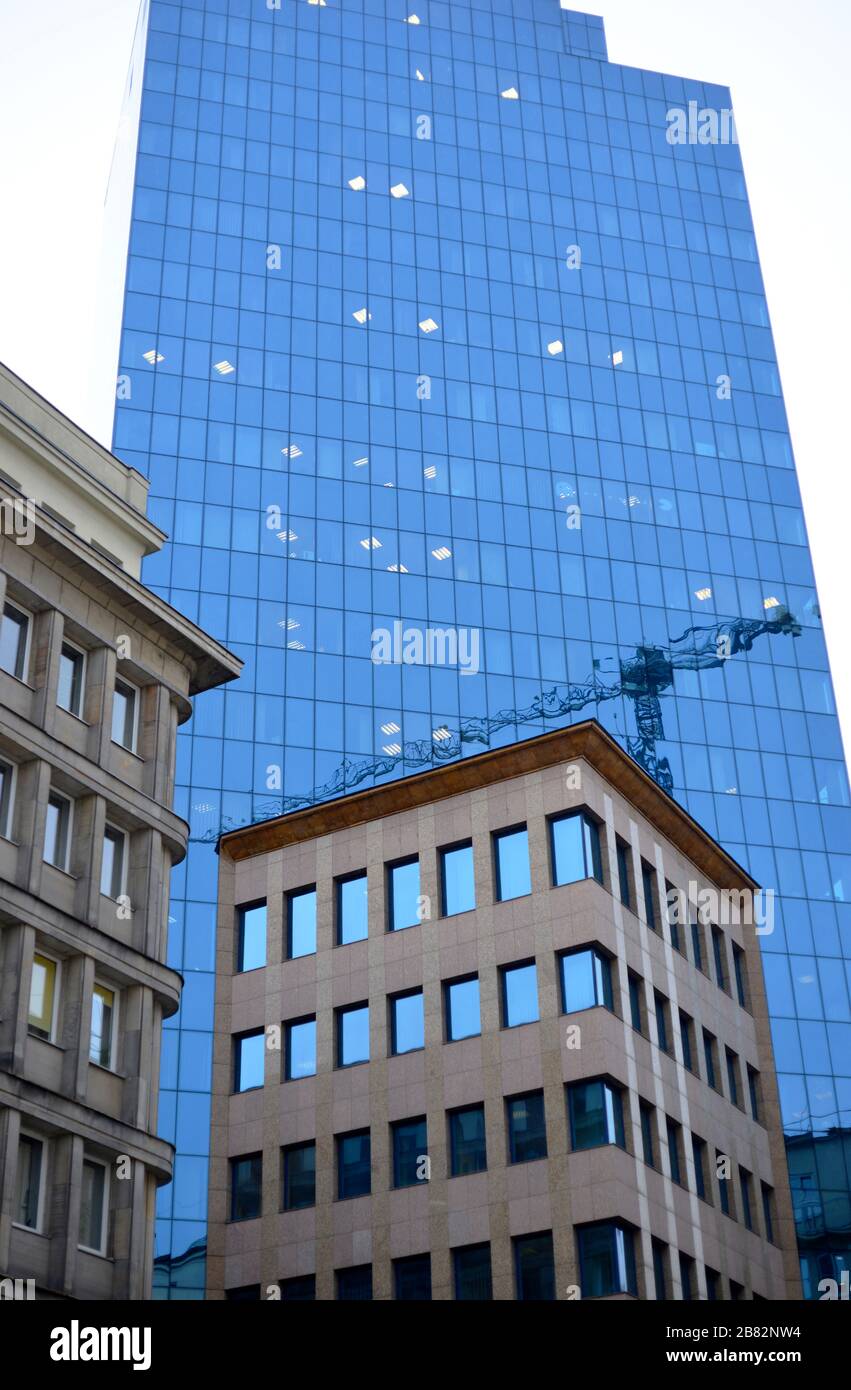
[0,0,849,760]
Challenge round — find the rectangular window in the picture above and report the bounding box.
[444,975,481,1041]
[717,1150,732,1217]
[679,1010,695,1072]
[494,824,531,901]
[390,989,424,1055]
[234,1028,265,1091]
[641,861,658,930]
[90,982,116,1069]
[568,1079,625,1151]
[285,1016,316,1080]
[44,792,72,871]
[705,1267,720,1301]
[616,838,632,907]
[665,881,683,953]
[100,825,126,899]
[0,602,30,680]
[559,946,613,1013]
[692,1134,708,1201]
[740,1166,754,1231]
[453,1243,492,1300]
[57,642,86,717]
[237,900,266,972]
[337,1130,370,1199]
[703,1030,719,1090]
[514,1231,555,1301]
[654,991,671,1055]
[336,1002,369,1068]
[440,841,475,916]
[79,1157,108,1254]
[679,1253,695,1301]
[388,856,420,931]
[550,811,603,887]
[748,1066,761,1122]
[761,1184,775,1243]
[336,871,368,945]
[449,1104,487,1177]
[391,1116,427,1189]
[336,1265,372,1300]
[730,1279,745,1300]
[712,926,728,990]
[733,943,748,1008]
[506,1091,547,1164]
[666,1118,683,1186]
[280,1275,316,1302]
[287,885,316,959]
[0,758,13,838]
[628,973,644,1033]
[283,1142,315,1211]
[726,1048,741,1107]
[230,1154,262,1222]
[690,918,704,972]
[28,951,59,1041]
[577,1222,637,1297]
[15,1134,44,1230]
[394,1253,431,1301]
[111,678,138,751]
[652,1239,667,1300]
[501,960,539,1028]
[640,1102,656,1168]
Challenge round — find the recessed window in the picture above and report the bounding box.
[501,960,539,1028]
[230,1154,262,1222]
[703,1029,719,1090]
[679,1010,695,1072]
[639,1102,656,1168]
[394,1253,431,1300]
[79,1157,109,1254]
[287,885,316,959]
[336,1002,369,1068]
[337,1129,370,1199]
[717,1149,733,1217]
[283,1142,316,1211]
[391,1116,427,1189]
[0,602,30,680]
[740,1166,755,1231]
[390,989,424,1055]
[666,1118,684,1186]
[513,1232,555,1301]
[549,810,602,887]
[494,825,531,901]
[665,881,683,953]
[506,1091,547,1164]
[616,838,632,907]
[652,1239,668,1299]
[761,1183,775,1242]
[44,792,72,872]
[705,1267,720,1300]
[28,951,59,1041]
[577,1221,637,1297]
[733,943,748,1007]
[654,991,672,1055]
[388,856,420,932]
[0,758,14,838]
[280,1274,316,1301]
[559,946,613,1013]
[15,1134,45,1231]
[641,861,658,930]
[336,1265,372,1300]
[679,1253,695,1300]
[711,926,728,990]
[112,678,139,752]
[234,1028,265,1091]
[444,975,480,1041]
[237,900,266,972]
[453,1243,492,1300]
[449,1104,487,1176]
[692,1134,708,1201]
[726,1048,741,1107]
[628,973,644,1033]
[100,825,126,899]
[568,1079,625,1151]
[336,871,368,944]
[90,982,117,1069]
[57,642,86,717]
[439,841,475,917]
[747,1065,761,1122]
[285,1016,316,1080]
[226,1285,260,1301]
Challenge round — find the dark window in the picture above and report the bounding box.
[690,919,704,971]
[453,1243,492,1300]
[336,1002,369,1067]
[679,1253,695,1301]
[568,1079,625,1151]
[226,1285,261,1301]
[761,1184,775,1243]
[665,881,683,953]
[679,1011,695,1072]
[234,1029,265,1092]
[550,811,603,887]
[628,973,644,1033]
[57,643,85,716]
[730,1279,745,1300]
[726,1048,741,1107]
[654,991,671,1054]
[111,678,137,749]
[692,1134,707,1201]
[577,1222,637,1297]
[230,1154,262,1222]
[494,825,531,901]
[705,1267,720,1301]
[748,1067,761,1122]
[336,1265,372,1300]
[440,841,475,916]
[449,1104,487,1176]
[280,1275,316,1301]
[285,1016,317,1080]
[716,1150,732,1217]
[640,1102,656,1168]
[641,861,658,930]
[616,838,632,907]
[514,1231,555,1301]
[652,1240,667,1299]
[390,989,424,1055]
[444,975,481,1041]
[712,926,728,990]
[394,1254,432,1301]
[666,1118,683,1186]
[287,886,316,959]
[337,1130,371,1199]
[501,960,539,1028]
[740,1167,754,1231]
[283,1142,315,1211]
[733,943,748,1007]
[559,946,613,1013]
[0,603,29,679]
[388,857,421,932]
[237,900,266,972]
[703,1030,719,1090]
[336,872,368,945]
[507,1091,547,1164]
[392,1116,427,1189]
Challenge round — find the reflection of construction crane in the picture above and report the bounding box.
[210,608,801,835]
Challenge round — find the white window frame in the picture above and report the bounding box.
[27,949,62,1043]
[90,979,120,1072]
[0,599,33,683]
[0,757,16,840]
[12,1130,47,1234]
[44,790,73,873]
[111,676,140,754]
[78,1155,109,1257]
[100,823,128,901]
[57,639,87,719]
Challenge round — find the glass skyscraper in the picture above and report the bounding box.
[110,0,850,1298]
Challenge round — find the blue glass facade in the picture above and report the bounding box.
[112,0,851,1297]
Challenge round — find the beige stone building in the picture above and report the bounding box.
[0,362,241,1299]
[208,719,800,1301]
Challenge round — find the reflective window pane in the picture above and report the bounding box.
[337,872,368,945]
[440,842,475,917]
[237,901,266,972]
[445,975,481,1041]
[568,1079,625,1150]
[57,644,85,716]
[283,1142,315,1211]
[577,1222,637,1297]
[506,1091,547,1164]
[394,1254,431,1301]
[337,1131,370,1199]
[286,1017,316,1079]
[230,1154,262,1222]
[90,983,115,1068]
[453,1243,492,1301]
[79,1159,107,1251]
[501,961,539,1028]
[287,886,316,959]
[111,679,137,750]
[494,827,530,901]
[560,947,613,1013]
[28,953,57,1041]
[0,603,28,680]
[449,1105,487,1176]
[234,1029,264,1092]
[388,858,420,932]
[551,812,603,887]
[390,990,424,1055]
[337,1003,369,1067]
[514,1232,555,1301]
[15,1135,43,1229]
[391,1116,427,1189]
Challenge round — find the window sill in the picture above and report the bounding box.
[12,1222,46,1237]
[110,738,144,764]
[77,1246,113,1262]
[42,860,77,881]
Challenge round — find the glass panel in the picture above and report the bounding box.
[337,1131,370,1199]
[441,842,475,916]
[100,828,124,898]
[616,841,631,906]
[394,1254,431,1301]
[642,863,657,930]
[287,887,316,959]
[90,984,115,1068]
[79,1159,106,1251]
[286,1018,316,1079]
[338,1004,369,1067]
[495,827,530,901]
[28,953,57,1040]
[58,644,85,716]
[391,991,424,1055]
[449,1106,487,1176]
[237,902,266,972]
[653,1242,667,1299]
[280,1275,316,1301]
[0,604,28,679]
[640,1105,656,1167]
[44,795,70,870]
[283,1143,315,1210]
[337,872,368,944]
[230,1154,262,1221]
[235,1030,265,1091]
[392,1117,427,1188]
[445,976,481,1041]
[453,1244,492,1300]
[337,1265,372,1300]
[578,1223,636,1297]
[507,1092,547,1163]
[0,760,11,838]
[514,1232,555,1301]
[389,858,420,931]
[560,948,612,1012]
[629,975,643,1032]
[569,1080,624,1150]
[502,962,539,1027]
[15,1136,42,1229]
[112,680,137,749]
